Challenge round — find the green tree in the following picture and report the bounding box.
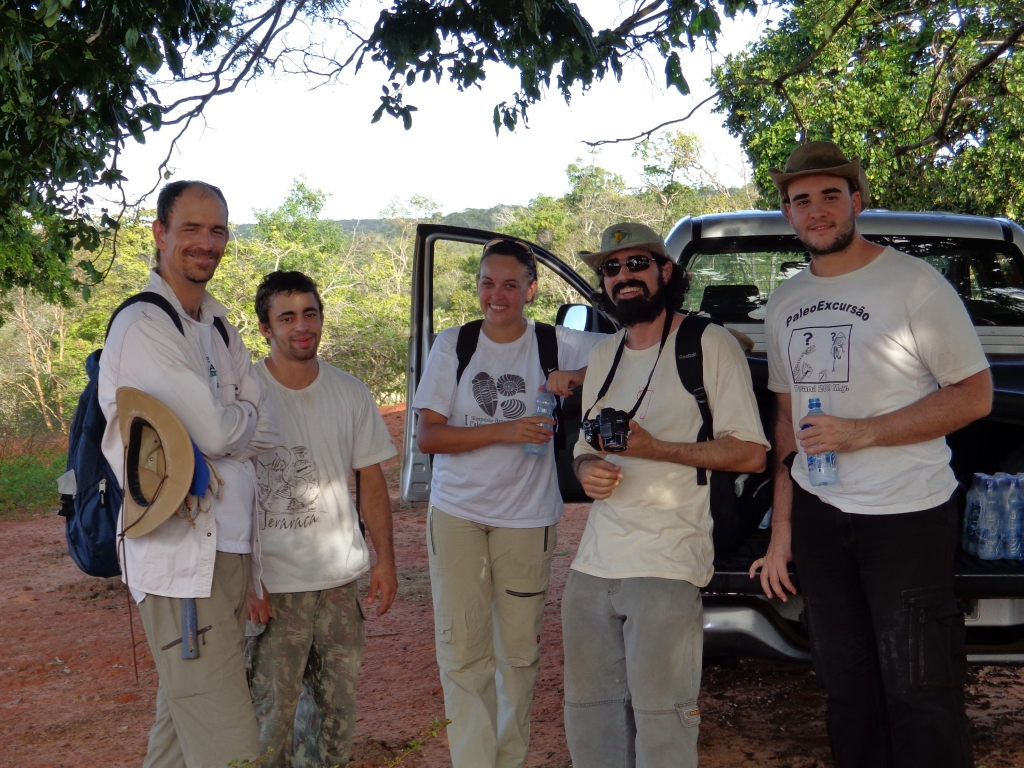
[2,0,761,304]
[712,0,1024,216]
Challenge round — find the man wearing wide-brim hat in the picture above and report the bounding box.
[751,140,992,768]
[565,222,769,768]
[99,180,278,768]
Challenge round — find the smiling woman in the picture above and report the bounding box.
[410,237,605,768]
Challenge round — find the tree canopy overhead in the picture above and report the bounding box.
[1,0,757,304]
[709,0,1024,215]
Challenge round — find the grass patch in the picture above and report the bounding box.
[0,435,66,519]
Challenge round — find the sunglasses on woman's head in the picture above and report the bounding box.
[483,237,534,256]
[597,255,653,278]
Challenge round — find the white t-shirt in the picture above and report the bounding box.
[765,247,990,515]
[571,320,770,586]
[254,360,397,593]
[412,321,604,528]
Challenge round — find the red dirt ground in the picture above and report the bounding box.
[2,404,1024,767]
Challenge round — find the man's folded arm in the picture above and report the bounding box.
[121,321,258,457]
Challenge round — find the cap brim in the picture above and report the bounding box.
[578,241,672,273]
[116,387,194,539]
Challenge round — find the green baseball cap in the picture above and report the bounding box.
[579,222,672,274]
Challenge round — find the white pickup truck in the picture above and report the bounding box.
[401,210,1024,663]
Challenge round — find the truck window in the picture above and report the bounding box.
[683,236,1024,328]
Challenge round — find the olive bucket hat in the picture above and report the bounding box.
[578,222,673,274]
[768,141,870,207]
[116,387,196,539]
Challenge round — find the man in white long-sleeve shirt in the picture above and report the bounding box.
[99,180,278,768]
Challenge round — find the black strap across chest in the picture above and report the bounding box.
[583,311,673,423]
[674,315,715,485]
[106,292,229,347]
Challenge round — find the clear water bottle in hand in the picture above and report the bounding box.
[803,398,838,487]
[525,391,557,457]
[963,474,984,556]
[977,475,1003,560]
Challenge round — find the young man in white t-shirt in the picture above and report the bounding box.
[568,223,769,768]
[246,271,398,768]
[751,142,993,768]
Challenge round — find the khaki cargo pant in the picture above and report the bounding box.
[138,552,260,768]
[248,581,365,768]
[427,504,556,768]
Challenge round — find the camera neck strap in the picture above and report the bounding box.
[583,311,674,422]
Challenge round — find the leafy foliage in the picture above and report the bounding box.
[0,0,761,303]
[0,0,234,302]
[712,0,1024,216]
[364,0,756,132]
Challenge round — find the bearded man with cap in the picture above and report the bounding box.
[98,180,278,768]
[564,222,769,768]
[750,141,992,768]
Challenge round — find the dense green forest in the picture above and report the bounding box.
[0,134,757,436]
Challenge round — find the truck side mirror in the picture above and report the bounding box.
[556,303,617,333]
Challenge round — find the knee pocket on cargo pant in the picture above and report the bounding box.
[634,701,701,728]
[677,701,701,728]
[903,587,967,690]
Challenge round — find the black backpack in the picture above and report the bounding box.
[674,316,773,558]
[58,293,228,578]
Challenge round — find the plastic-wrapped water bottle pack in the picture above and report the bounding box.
[963,472,1024,561]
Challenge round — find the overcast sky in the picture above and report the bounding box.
[111,1,778,223]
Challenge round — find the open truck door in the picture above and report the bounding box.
[400,223,614,506]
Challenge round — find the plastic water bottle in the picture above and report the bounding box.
[977,475,1003,560]
[1002,475,1024,560]
[963,474,984,555]
[525,391,557,457]
[803,398,838,486]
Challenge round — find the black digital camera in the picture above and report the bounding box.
[582,407,631,452]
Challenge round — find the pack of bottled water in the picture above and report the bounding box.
[963,472,1024,560]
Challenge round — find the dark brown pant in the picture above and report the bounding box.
[791,484,973,768]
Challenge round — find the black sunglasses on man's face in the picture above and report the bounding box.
[598,254,653,278]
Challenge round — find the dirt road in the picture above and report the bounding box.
[2,405,1023,767]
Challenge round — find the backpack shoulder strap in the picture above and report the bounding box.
[675,315,714,486]
[455,320,484,384]
[106,292,184,341]
[534,322,559,378]
[534,322,564,451]
[212,316,230,348]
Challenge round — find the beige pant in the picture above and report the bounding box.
[138,552,260,768]
[427,505,557,768]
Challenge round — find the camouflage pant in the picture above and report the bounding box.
[249,581,365,768]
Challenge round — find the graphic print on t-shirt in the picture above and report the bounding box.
[469,371,527,423]
[256,446,322,530]
[788,325,852,384]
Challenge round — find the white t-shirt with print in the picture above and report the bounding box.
[766,247,989,515]
[571,320,770,587]
[254,360,397,593]
[412,321,604,528]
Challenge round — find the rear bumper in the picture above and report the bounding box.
[702,596,811,662]
[701,595,1024,664]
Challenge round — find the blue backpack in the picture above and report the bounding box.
[58,293,227,578]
